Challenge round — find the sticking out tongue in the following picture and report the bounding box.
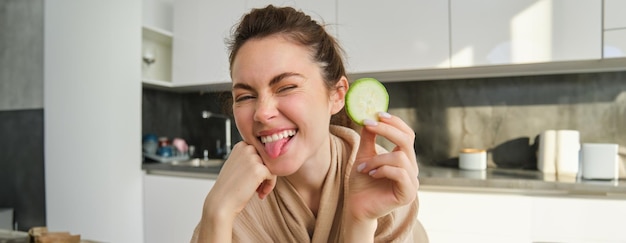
[264,137,290,159]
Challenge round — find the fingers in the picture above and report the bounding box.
[368,165,418,203]
[231,142,277,200]
[256,175,277,199]
[355,112,419,199]
[356,151,417,178]
[357,125,378,160]
[211,141,276,209]
[364,112,415,152]
[362,112,418,170]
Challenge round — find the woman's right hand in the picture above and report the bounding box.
[196,141,276,242]
[203,141,277,221]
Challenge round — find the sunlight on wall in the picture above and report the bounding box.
[604,46,625,58]
[511,0,552,63]
[450,46,474,67]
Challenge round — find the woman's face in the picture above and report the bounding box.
[231,35,345,176]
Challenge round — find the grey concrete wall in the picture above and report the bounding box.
[0,0,44,111]
[383,71,626,168]
[0,0,46,231]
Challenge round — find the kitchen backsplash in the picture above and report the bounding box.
[143,70,626,168]
[384,70,626,168]
[0,109,46,231]
[142,88,241,159]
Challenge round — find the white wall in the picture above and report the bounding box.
[44,1,143,242]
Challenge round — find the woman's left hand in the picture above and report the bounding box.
[347,112,419,222]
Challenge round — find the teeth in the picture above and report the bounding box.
[260,130,296,143]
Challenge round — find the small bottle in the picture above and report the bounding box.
[215,140,224,158]
[188,145,195,158]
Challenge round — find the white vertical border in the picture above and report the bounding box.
[44,1,144,242]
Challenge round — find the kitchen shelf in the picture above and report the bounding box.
[142,25,173,85]
[142,25,173,42]
[142,78,174,88]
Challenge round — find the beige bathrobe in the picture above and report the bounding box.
[191,125,428,242]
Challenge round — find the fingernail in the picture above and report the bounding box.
[368,169,377,176]
[357,163,366,172]
[378,112,391,119]
[363,119,378,126]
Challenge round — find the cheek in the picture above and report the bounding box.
[233,107,255,140]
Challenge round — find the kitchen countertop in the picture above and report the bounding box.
[418,166,625,197]
[142,161,222,179]
[142,162,625,197]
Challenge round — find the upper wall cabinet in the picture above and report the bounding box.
[143,0,174,33]
[603,0,626,58]
[604,0,626,30]
[172,0,243,87]
[450,0,602,68]
[338,0,450,74]
[245,0,337,36]
[142,0,174,86]
[172,0,336,88]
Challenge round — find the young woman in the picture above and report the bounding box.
[191,5,426,243]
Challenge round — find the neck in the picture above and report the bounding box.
[285,134,333,215]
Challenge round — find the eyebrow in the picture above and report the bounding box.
[232,72,303,91]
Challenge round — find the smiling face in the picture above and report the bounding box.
[231,35,346,176]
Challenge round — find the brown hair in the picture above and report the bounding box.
[228,5,354,128]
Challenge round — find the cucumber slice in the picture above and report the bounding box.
[345,78,389,126]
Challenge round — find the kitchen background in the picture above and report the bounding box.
[2,0,625,238]
[143,71,626,170]
[142,88,242,159]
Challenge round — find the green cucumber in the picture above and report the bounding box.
[345,78,389,126]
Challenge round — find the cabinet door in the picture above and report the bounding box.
[605,0,626,30]
[143,174,215,243]
[418,191,532,243]
[173,0,334,87]
[143,0,174,33]
[173,0,245,86]
[531,196,626,243]
[604,29,626,58]
[338,0,450,74]
[451,0,602,67]
[244,0,337,36]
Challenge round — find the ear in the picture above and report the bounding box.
[330,76,349,115]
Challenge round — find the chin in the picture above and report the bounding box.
[264,156,301,177]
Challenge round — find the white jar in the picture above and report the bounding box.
[459,148,487,170]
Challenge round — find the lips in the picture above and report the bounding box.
[259,129,297,158]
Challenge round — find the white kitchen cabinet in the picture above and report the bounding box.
[172,0,244,87]
[531,196,626,243]
[450,0,602,67]
[142,27,173,85]
[142,0,174,87]
[604,0,626,30]
[173,0,334,88]
[418,190,533,243]
[418,189,626,243]
[338,0,450,74]
[143,174,215,243]
[244,0,337,36]
[142,0,174,33]
[603,0,626,59]
[604,29,626,58]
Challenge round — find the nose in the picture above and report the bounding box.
[254,96,278,122]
